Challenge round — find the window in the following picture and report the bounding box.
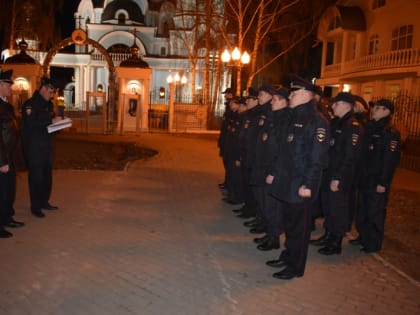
[368,34,379,54]
[160,47,166,56]
[391,25,413,50]
[372,0,386,9]
[118,13,126,25]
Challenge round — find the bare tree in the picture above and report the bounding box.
[0,0,64,53]
[218,0,337,91]
[171,0,224,105]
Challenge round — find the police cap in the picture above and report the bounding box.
[331,92,355,105]
[371,99,395,114]
[289,74,318,93]
[0,69,14,84]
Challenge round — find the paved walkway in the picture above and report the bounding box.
[2,133,419,315]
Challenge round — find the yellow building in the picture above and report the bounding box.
[316,0,420,101]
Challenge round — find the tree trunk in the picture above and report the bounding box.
[9,0,16,53]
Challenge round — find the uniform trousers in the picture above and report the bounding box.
[277,201,312,276]
[241,166,257,216]
[27,159,52,212]
[253,185,283,236]
[0,168,16,225]
[321,189,352,237]
[356,189,388,251]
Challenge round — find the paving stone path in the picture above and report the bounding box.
[1,133,419,315]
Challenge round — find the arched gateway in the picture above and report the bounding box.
[42,29,116,133]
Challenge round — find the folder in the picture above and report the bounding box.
[47,118,73,133]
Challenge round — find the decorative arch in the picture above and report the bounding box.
[98,30,147,55]
[42,36,116,131]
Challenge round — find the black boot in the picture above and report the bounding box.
[309,231,331,246]
[318,236,342,255]
[249,225,266,234]
[253,234,270,244]
[257,236,280,251]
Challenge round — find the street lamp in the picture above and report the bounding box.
[167,72,188,102]
[221,47,250,96]
[166,72,188,133]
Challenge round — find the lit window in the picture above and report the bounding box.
[372,0,386,9]
[368,34,379,55]
[391,25,413,50]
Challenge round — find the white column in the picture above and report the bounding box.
[140,79,149,132]
[320,40,327,78]
[168,83,175,132]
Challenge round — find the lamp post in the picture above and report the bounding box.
[221,47,250,96]
[166,72,188,132]
[167,72,187,102]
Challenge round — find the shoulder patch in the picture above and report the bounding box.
[316,128,327,142]
[351,133,359,146]
[262,132,268,142]
[390,140,398,152]
[25,106,32,116]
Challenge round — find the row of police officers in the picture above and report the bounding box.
[218,74,401,280]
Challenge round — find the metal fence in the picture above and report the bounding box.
[392,92,420,141]
[387,92,420,172]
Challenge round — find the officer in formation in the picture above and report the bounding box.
[21,77,62,218]
[221,97,245,205]
[0,69,25,238]
[218,87,235,191]
[351,99,401,253]
[310,92,363,255]
[218,74,401,279]
[250,87,290,251]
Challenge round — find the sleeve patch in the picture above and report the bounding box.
[390,140,398,152]
[316,128,327,142]
[351,133,359,146]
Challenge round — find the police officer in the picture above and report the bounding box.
[266,75,329,280]
[250,87,290,251]
[236,85,273,221]
[234,87,259,215]
[0,69,25,238]
[221,97,244,205]
[351,99,401,253]
[311,92,362,255]
[218,87,235,190]
[21,77,62,218]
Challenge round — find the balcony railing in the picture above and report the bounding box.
[323,48,420,78]
[91,52,131,64]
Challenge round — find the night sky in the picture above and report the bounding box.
[59,0,80,38]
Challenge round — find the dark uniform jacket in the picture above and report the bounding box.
[238,105,262,167]
[21,91,55,165]
[359,117,401,191]
[322,111,362,192]
[222,110,242,164]
[0,99,18,167]
[250,108,289,186]
[218,101,231,157]
[244,102,271,169]
[269,101,329,204]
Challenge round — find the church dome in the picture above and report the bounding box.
[119,44,150,68]
[102,0,145,24]
[5,39,37,64]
